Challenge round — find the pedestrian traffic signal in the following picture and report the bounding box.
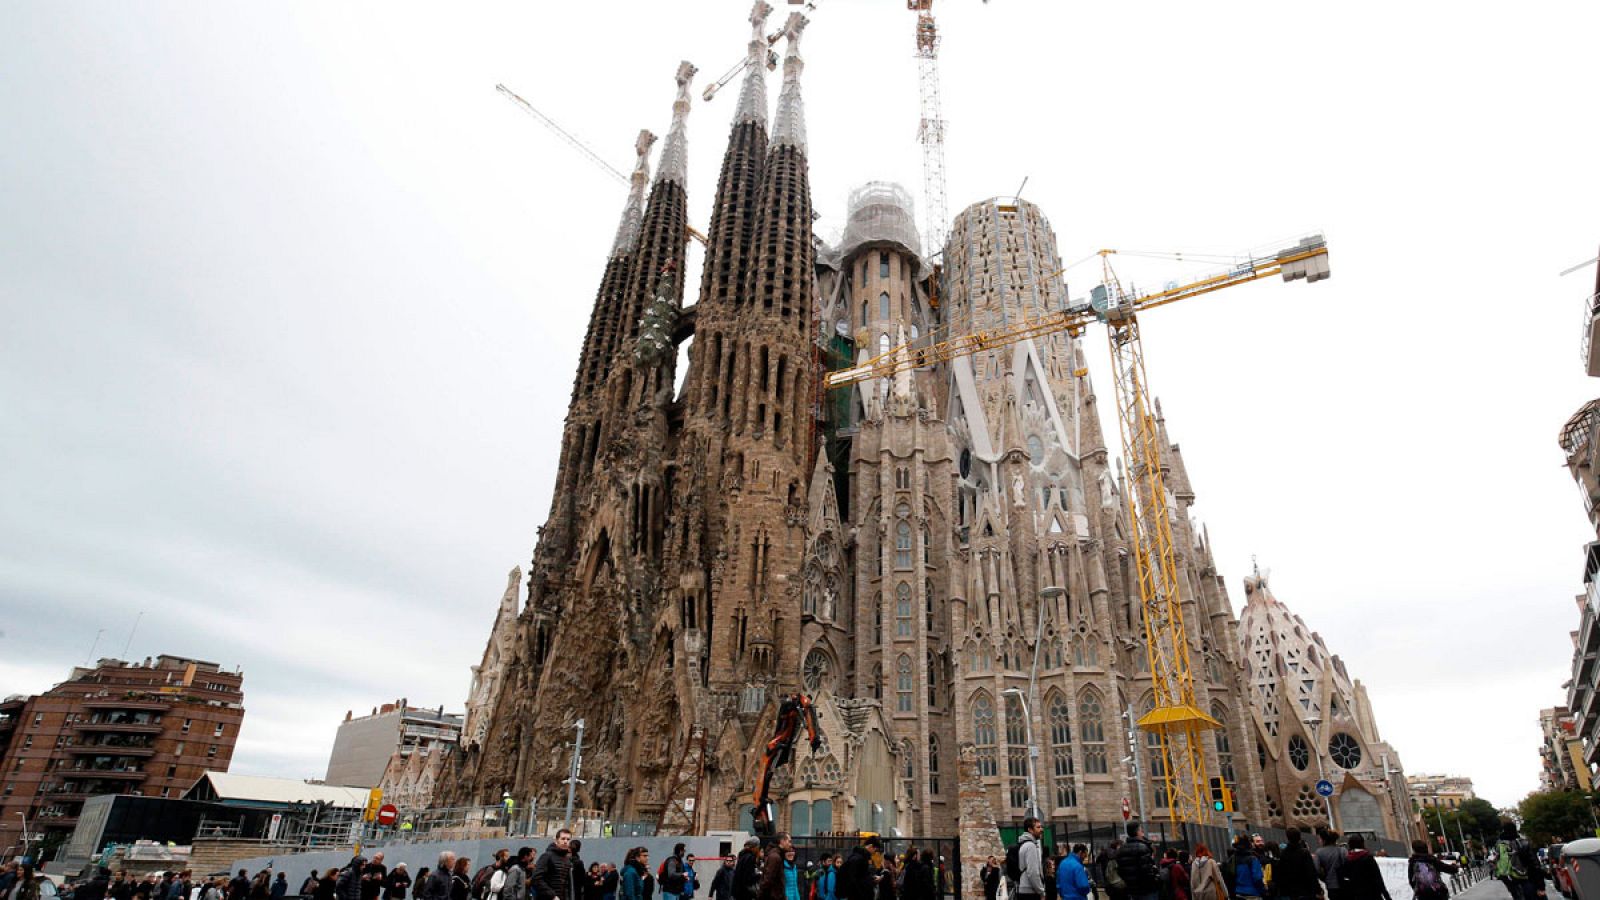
[1208,777,1235,813]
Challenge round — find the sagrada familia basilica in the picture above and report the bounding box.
[438,1,1419,854]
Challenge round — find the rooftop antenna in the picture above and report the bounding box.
[121,611,144,659]
[1013,175,1029,203]
[1561,255,1599,277]
[84,628,105,665]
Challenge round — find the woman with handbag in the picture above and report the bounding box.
[1189,847,1227,900]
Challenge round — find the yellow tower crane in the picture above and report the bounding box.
[826,233,1331,824]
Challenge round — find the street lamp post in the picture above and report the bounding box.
[1017,586,1066,824]
[1304,716,1335,828]
[1003,688,1040,822]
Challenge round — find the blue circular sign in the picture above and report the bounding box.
[1316,779,1334,797]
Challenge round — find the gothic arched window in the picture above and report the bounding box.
[879,291,891,320]
[896,582,912,637]
[896,654,914,713]
[1078,688,1107,774]
[895,520,913,570]
[973,692,998,777]
[1211,702,1235,784]
[1048,691,1077,808]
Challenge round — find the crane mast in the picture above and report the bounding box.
[911,1,949,262]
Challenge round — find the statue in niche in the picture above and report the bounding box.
[1011,473,1026,507]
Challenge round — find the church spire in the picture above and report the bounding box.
[771,13,808,152]
[609,129,656,258]
[734,2,773,127]
[656,61,697,186]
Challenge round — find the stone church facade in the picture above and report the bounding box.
[440,1,1385,849]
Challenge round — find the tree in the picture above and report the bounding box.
[1456,798,1506,845]
[1518,790,1594,846]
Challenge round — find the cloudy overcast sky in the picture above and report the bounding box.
[4,0,1599,808]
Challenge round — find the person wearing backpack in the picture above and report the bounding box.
[1495,823,1546,900]
[1271,829,1321,900]
[1406,840,1456,900]
[1014,818,1047,900]
[1097,842,1126,900]
[1312,830,1345,900]
[1226,836,1264,900]
[1114,823,1160,900]
[660,846,689,900]
[1337,836,1389,900]
[1057,845,1092,900]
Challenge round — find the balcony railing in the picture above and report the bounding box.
[81,699,171,712]
[76,721,163,734]
[68,745,156,757]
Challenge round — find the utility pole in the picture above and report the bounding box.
[1125,700,1146,823]
[564,719,586,830]
[1015,586,1064,824]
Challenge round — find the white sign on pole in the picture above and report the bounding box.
[268,814,283,841]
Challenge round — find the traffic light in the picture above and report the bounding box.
[1209,777,1235,813]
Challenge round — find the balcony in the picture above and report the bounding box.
[67,744,155,757]
[81,699,170,712]
[76,721,162,734]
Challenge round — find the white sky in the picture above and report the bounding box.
[3,0,1599,810]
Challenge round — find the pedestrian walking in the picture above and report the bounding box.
[502,851,530,900]
[1096,842,1126,900]
[385,866,412,900]
[1225,837,1263,900]
[661,846,690,900]
[1056,846,1091,900]
[273,875,290,900]
[1188,847,1224,900]
[733,842,762,900]
[1114,824,1159,900]
[814,856,837,900]
[1015,818,1046,900]
[1337,836,1389,900]
[710,860,736,900]
[1494,823,1546,900]
[452,860,475,900]
[1158,851,1188,900]
[980,859,1002,900]
[1312,831,1345,900]
[843,836,884,900]
[622,849,655,900]
[531,832,577,900]
[363,856,388,900]
[428,856,457,900]
[1406,841,1455,900]
[315,870,339,900]
[1273,829,1321,900]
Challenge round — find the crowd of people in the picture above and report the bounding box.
[0,818,1551,900]
[977,819,1546,900]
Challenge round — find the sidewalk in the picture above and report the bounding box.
[1452,879,1557,900]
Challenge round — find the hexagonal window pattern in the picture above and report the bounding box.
[1288,734,1310,771]
[1329,731,1362,769]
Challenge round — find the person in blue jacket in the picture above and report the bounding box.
[1227,838,1265,900]
[1057,845,1092,900]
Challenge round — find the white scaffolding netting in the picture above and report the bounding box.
[837,181,925,275]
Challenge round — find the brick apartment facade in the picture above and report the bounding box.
[0,655,245,859]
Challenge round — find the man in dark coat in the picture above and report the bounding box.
[841,837,883,900]
[733,841,762,900]
[1114,824,1159,900]
[530,830,576,900]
